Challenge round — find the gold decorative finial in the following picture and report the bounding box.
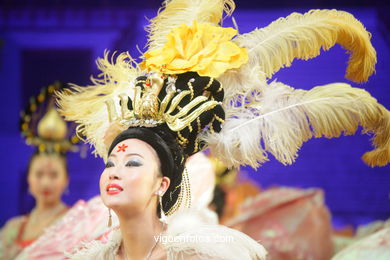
[37,108,67,140]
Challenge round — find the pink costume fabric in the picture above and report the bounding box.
[0,208,69,259]
[226,187,334,260]
[15,196,110,260]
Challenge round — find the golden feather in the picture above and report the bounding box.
[56,51,142,159]
[233,9,376,83]
[146,0,235,51]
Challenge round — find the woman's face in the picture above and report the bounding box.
[100,138,169,216]
[28,154,68,205]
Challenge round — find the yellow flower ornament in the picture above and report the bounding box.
[141,21,248,78]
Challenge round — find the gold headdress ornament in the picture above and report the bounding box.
[105,72,220,132]
[20,81,80,154]
[57,0,390,170]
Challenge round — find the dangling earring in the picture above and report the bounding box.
[159,192,167,223]
[107,208,112,227]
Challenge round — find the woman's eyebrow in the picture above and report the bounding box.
[124,153,144,159]
[109,152,144,159]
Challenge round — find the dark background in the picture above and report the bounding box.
[0,0,389,228]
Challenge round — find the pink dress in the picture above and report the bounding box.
[0,207,68,259]
[14,196,110,259]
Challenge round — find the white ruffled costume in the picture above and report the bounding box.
[69,210,267,260]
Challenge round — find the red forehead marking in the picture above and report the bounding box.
[117,144,128,153]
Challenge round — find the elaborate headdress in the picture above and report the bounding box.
[57,0,390,212]
[20,81,80,155]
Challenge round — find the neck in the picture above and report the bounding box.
[34,200,64,212]
[118,210,164,260]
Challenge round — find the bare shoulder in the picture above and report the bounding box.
[1,215,26,231]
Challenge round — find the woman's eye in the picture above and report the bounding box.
[125,160,142,167]
[50,171,58,179]
[35,171,43,178]
[105,161,114,168]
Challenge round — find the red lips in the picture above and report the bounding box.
[106,183,123,195]
[42,190,51,196]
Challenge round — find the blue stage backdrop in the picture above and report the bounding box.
[0,5,389,228]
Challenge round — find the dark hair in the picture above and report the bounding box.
[210,185,226,219]
[108,125,185,215]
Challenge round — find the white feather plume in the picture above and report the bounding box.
[202,81,390,169]
[164,210,267,260]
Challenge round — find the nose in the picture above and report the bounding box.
[41,175,52,187]
[108,171,120,180]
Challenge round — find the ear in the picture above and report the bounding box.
[158,176,171,195]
